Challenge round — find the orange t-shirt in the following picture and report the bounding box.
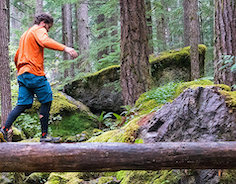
[14,25,66,76]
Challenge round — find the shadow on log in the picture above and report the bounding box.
[0,142,236,172]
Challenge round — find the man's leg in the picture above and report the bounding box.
[1,104,32,141]
[39,101,61,143]
[39,101,52,138]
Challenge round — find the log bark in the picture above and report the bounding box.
[1,142,236,172]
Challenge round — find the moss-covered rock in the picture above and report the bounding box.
[50,112,97,138]
[12,126,26,142]
[150,44,206,86]
[87,117,140,143]
[46,173,83,184]
[32,91,78,116]
[116,170,182,184]
[64,45,207,114]
[25,172,49,184]
[64,65,122,114]
[219,170,236,184]
[97,176,118,184]
[14,91,97,139]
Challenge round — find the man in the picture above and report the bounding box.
[0,13,78,142]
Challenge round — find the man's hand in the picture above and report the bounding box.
[64,47,78,59]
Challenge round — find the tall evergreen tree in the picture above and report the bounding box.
[183,0,190,46]
[77,0,90,72]
[120,0,152,106]
[145,0,154,54]
[62,3,73,77]
[214,0,236,87]
[189,0,200,80]
[35,0,43,15]
[0,0,12,126]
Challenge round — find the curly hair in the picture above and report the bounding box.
[34,13,54,25]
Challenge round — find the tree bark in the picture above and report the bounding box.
[0,142,236,172]
[120,0,152,106]
[189,0,200,80]
[145,0,154,54]
[183,0,190,46]
[77,0,90,72]
[35,0,43,15]
[214,0,236,88]
[0,0,12,127]
[62,4,74,77]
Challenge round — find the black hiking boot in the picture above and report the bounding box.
[40,135,61,143]
[0,128,8,142]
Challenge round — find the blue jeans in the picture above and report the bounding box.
[17,72,53,105]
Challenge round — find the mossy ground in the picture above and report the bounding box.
[50,112,97,137]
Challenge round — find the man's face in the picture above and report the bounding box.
[44,23,52,32]
[39,21,52,32]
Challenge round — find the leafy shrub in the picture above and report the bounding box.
[144,82,180,104]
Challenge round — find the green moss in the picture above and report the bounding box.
[219,90,236,109]
[32,92,78,116]
[174,79,235,108]
[12,126,26,141]
[116,170,181,184]
[84,65,120,79]
[150,44,206,65]
[135,82,179,115]
[219,170,236,184]
[97,176,115,184]
[87,117,140,143]
[174,79,214,97]
[50,112,97,137]
[46,173,83,184]
[25,172,49,184]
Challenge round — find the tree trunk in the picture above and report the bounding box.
[183,0,190,46]
[77,0,90,72]
[62,4,73,77]
[120,0,152,106]
[145,0,154,54]
[0,0,12,127]
[1,142,236,172]
[214,0,236,88]
[189,0,200,80]
[35,0,43,15]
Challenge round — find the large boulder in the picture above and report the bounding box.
[64,45,206,114]
[139,86,236,183]
[64,65,122,114]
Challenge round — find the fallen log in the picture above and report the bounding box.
[0,142,236,172]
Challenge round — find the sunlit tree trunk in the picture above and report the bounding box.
[183,0,190,46]
[0,0,12,127]
[214,0,236,88]
[145,0,153,54]
[62,4,73,77]
[35,0,43,15]
[120,0,152,106]
[77,0,90,72]
[189,0,200,80]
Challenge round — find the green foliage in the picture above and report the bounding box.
[218,55,236,72]
[120,105,139,124]
[143,82,179,104]
[89,0,120,71]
